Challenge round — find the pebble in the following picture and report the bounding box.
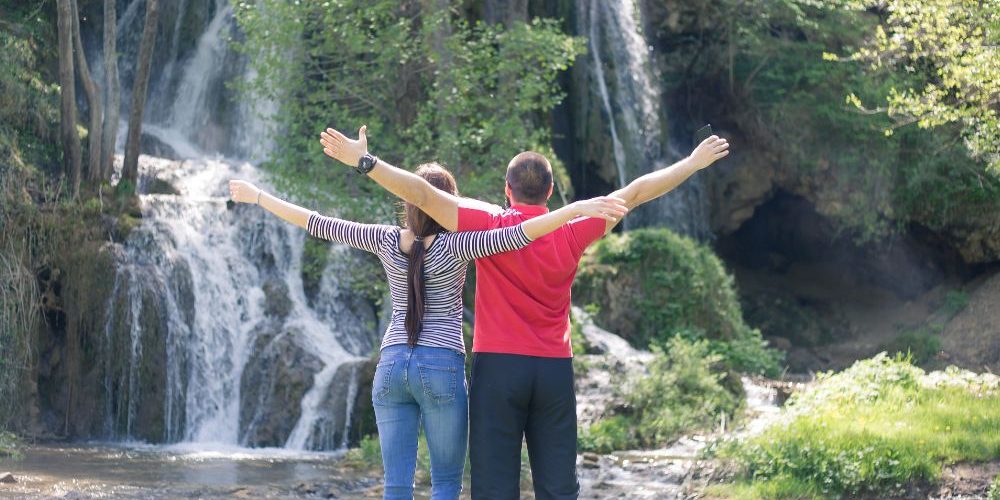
[0,472,15,484]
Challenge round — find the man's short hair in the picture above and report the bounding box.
[506,151,553,205]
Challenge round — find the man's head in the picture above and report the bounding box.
[505,151,554,206]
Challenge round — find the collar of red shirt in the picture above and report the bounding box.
[510,203,549,216]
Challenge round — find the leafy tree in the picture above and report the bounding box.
[842,0,999,172]
[233,0,584,219]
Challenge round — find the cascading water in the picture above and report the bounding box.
[93,0,376,450]
[580,0,711,239]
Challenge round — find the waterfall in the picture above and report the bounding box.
[94,0,375,450]
[581,0,711,239]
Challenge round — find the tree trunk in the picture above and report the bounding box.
[122,0,160,187]
[57,0,82,198]
[71,0,102,184]
[100,0,120,181]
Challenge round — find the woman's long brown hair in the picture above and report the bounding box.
[404,163,457,347]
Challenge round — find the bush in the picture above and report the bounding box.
[574,228,781,375]
[722,354,1000,497]
[579,337,741,452]
[0,431,19,459]
[578,415,637,453]
[882,327,942,366]
[989,475,1000,500]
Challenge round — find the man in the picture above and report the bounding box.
[320,125,729,499]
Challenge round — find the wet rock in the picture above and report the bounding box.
[294,358,374,450]
[0,472,15,483]
[261,278,292,319]
[240,326,322,447]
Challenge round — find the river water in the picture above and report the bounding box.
[0,444,379,499]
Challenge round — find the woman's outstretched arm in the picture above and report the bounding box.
[521,196,628,240]
[447,196,628,262]
[229,180,310,229]
[229,179,392,255]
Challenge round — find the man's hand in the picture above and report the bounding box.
[319,125,368,167]
[689,135,730,170]
[569,196,629,222]
[229,180,261,204]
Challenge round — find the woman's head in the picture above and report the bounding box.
[404,162,456,347]
[404,163,457,237]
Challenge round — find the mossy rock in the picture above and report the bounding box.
[574,228,780,374]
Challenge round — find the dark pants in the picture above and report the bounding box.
[469,353,579,500]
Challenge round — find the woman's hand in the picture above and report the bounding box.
[320,125,368,168]
[569,196,629,222]
[229,180,261,204]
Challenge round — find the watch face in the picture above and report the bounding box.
[358,154,376,173]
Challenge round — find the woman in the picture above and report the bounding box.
[229,164,626,499]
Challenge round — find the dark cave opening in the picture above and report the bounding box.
[714,190,974,372]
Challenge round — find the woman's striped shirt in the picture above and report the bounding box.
[306,213,533,354]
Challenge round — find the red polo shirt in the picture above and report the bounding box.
[458,203,607,358]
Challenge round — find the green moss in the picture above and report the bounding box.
[574,228,781,375]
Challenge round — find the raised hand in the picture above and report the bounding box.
[229,179,261,204]
[320,125,368,167]
[571,196,629,222]
[689,135,730,170]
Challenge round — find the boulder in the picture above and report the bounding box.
[289,358,375,450]
[240,326,323,447]
[0,472,14,483]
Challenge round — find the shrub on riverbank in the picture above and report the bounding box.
[711,354,1000,499]
[0,432,19,459]
[574,228,781,376]
[579,337,741,452]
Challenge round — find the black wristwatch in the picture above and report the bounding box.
[356,153,379,175]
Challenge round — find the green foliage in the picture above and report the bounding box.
[0,431,19,459]
[722,354,1000,497]
[939,290,969,320]
[843,0,1000,172]
[0,4,59,174]
[653,0,1000,242]
[882,326,942,366]
[574,228,781,375]
[989,475,1000,500]
[578,415,636,453]
[629,338,741,447]
[233,1,584,218]
[300,236,330,297]
[579,337,741,452]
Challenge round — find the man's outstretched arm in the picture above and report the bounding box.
[604,135,730,232]
[319,125,471,231]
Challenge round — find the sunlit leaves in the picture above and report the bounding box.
[233,0,583,216]
[844,0,1000,171]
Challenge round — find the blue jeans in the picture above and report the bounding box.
[373,344,468,499]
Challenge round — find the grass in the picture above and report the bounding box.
[714,354,1000,498]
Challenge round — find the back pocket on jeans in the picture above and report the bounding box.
[372,360,395,405]
[417,363,457,404]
